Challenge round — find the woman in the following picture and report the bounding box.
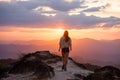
[59,30,72,71]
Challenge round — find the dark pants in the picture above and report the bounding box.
[62,47,69,53]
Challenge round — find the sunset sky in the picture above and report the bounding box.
[0,0,120,41]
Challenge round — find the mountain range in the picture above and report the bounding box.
[0,38,120,67]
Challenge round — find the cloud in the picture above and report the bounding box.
[99,3,111,12]
[14,0,86,11]
[46,0,86,12]
[57,13,120,28]
[103,17,120,27]
[0,2,53,26]
[83,7,101,12]
[0,0,120,29]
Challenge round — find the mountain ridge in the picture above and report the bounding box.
[0,51,120,80]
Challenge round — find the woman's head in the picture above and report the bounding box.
[63,30,69,42]
[63,30,68,37]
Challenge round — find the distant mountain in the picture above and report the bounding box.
[72,38,120,66]
[0,38,120,66]
[0,44,41,59]
[0,39,58,59]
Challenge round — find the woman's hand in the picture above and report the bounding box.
[70,46,72,51]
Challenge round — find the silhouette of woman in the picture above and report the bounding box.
[59,30,72,71]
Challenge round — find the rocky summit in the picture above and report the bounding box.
[0,51,120,80]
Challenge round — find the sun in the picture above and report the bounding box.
[56,28,64,32]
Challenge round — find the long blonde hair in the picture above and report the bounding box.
[63,30,70,42]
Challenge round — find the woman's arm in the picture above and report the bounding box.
[58,46,61,52]
[70,46,72,51]
[58,37,62,52]
[69,38,72,51]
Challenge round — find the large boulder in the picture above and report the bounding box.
[84,66,120,80]
[0,59,14,79]
[9,51,55,79]
[34,51,62,63]
[0,63,9,79]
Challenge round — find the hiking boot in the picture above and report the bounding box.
[64,65,67,71]
[62,65,64,70]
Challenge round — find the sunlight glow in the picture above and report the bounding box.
[56,28,64,33]
[0,27,120,41]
